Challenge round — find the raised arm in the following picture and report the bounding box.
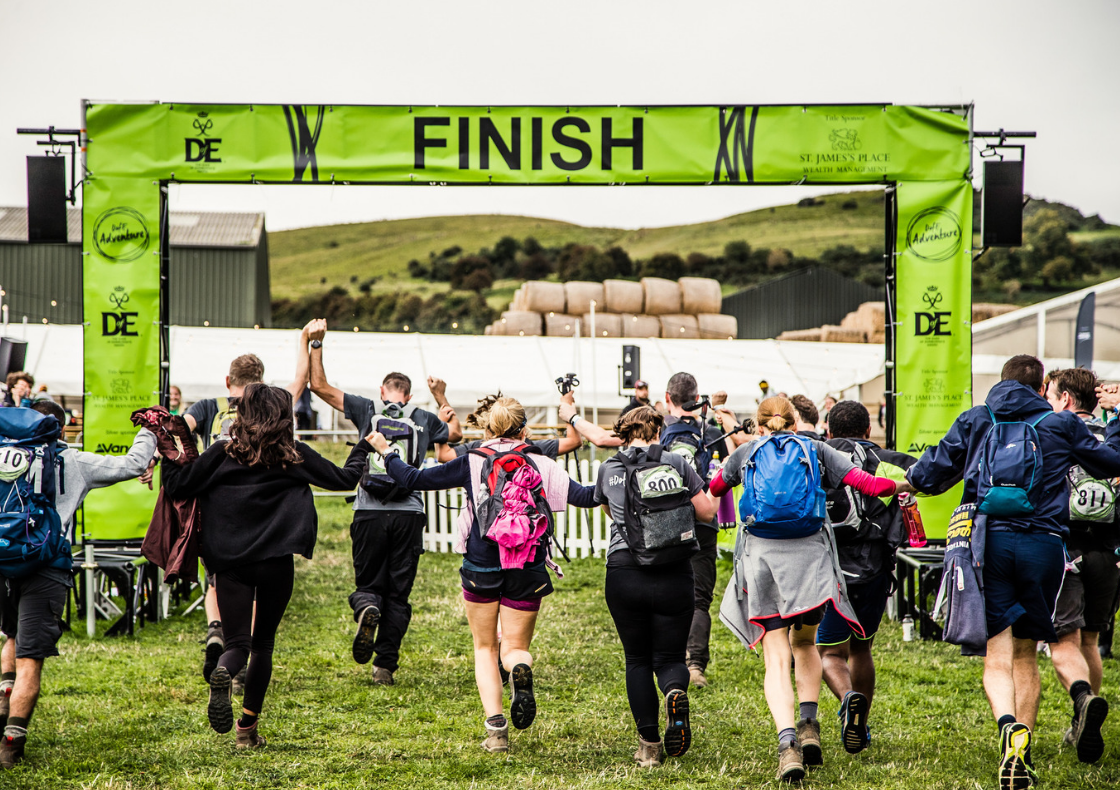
[556,420,583,455]
[558,399,622,449]
[76,429,158,489]
[308,319,345,413]
[383,450,470,491]
[905,414,971,495]
[285,321,313,400]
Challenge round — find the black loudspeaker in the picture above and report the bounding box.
[982,160,1024,247]
[27,156,68,243]
[621,345,641,389]
[0,338,28,377]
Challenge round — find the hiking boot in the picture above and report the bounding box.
[1063,726,1076,748]
[207,666,234,734]
[0,687,9,730]
[688,665,709,688]
[998,722,1036,790]
[231,665,247,697]
[509,664,537,730]
[352,605,381,665]
[0,734,25,769]
[776,742,805,783]
[235,721,267,749]
[372,666,395,686]
[481,721,509,753]
[1071,692,1109,764]
[664,688,691,757]
[839,690,870,754]
[203,621,224,683]
[634,737,664,767]
[797,718,822,766]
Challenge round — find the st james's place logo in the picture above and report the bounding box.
[93,207,150,263]
[906,207,962,263]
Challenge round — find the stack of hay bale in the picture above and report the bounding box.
[487,277,738,339]
[774,301,1018,344]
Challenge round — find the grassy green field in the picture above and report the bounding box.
[268,191,886,300]
[5,496,1118,789]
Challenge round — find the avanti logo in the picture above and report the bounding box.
[906,206,962,262]
[93,208,150,263]
[95,443,130,454]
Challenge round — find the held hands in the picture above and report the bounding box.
[308,318,327,343]
[138,458,156,490]
[713,406,738,431]
[894,479,915,496]
[1096,383,1120,412]
[427,376,447,400]
[711,391,728,407]
[367,431,391,455]
[438,404,457,423]
[558,402,577,423]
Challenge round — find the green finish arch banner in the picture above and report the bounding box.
[81,102,973,539]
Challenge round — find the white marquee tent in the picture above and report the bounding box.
[14,323,886,424]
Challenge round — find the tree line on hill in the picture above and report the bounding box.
[270,196,1119,333]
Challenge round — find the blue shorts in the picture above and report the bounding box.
[816,572,892,645]
[984,529,1064,643]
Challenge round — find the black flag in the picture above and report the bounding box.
[1074,292,1095,370]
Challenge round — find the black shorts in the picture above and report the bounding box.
[459,565,553,610]
[757,605,825,633]
[0,573,69,660]
[985,529,1064,643]
[817,572,893,645]
[1053,536,1120,636]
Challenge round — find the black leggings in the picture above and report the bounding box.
[214,555,295,715]
[605,562,694,739]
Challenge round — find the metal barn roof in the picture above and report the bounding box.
[0,207,263,247]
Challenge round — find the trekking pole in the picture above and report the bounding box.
[572,443,594,556]
[704,424,745,451]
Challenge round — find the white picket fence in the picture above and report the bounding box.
[420,456,609,558]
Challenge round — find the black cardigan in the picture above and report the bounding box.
[162,440,371,573]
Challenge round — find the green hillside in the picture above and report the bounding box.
[269,190,886,300]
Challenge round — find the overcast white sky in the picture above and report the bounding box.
[1,0,1117,232]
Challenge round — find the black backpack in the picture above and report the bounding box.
[615,445,699,566]
[360,401,421,502]
[824,438,901,549]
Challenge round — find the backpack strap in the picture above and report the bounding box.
[646,444,663,463]
[1029,411,1053,428]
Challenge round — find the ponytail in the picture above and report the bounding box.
[756,396,796,433]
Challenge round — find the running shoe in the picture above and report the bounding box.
[352,605,381,665]
[634,737,664,767]
[839,690,871,754]
[235,720,267,749]
[664,689,692,757]
[203,621,224,683]
[371,666,395,686]
[776,742,805,783]
[688,665,709,688]
[998,722,1036,790]
[0,734,25,769]
[231,665,247,697]
[796,718,822,766]
[509,663,537,730]
[207,666,234,734]
[1070,692,1109,764]
[482,721,509,753]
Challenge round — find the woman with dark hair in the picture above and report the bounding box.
[161,383,373,747]
[594,406,717,767]
[368,395,595,754]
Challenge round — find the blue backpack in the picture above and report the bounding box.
[0,409,69,579]
[738,434,827,539]
[975,407,1051,517]
[660,417,712,481]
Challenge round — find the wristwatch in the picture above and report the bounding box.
[569,414,580,426]
[310,339,322,349]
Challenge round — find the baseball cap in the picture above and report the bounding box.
[635,380,648,388]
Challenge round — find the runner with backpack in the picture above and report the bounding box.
[594,406,717,767]
[307,319,461,686]
[1041,368,1116,764]
[0,402,155,768]
[658,373,727,689]
[368,395,595,754]
[712,396,910,783]
[907,356,1120,790]
[817,400,916,754]
[160,384,373,748]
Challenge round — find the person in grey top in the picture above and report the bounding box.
[307,318,461,685]
[0,401,154,768]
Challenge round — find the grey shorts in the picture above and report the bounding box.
[0,574,69,660]
[1054,544,1120,637]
